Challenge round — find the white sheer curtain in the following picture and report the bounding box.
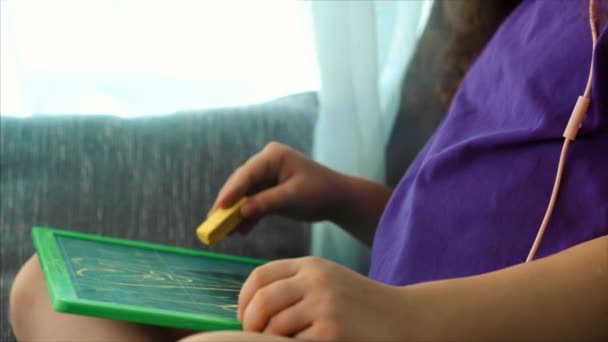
[0,0,318,116]
[309,1,432,273]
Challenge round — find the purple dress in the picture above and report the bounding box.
[369,0,608,286]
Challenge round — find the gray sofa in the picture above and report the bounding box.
[0,92,317,340]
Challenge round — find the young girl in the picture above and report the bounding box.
[10,0,608,340]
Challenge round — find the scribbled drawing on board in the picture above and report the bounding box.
[57,236,256,318]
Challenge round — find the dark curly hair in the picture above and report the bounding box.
[438,0,522,110]
[439,0,607,109]
[387,0,606,186]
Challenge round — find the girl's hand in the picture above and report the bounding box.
[211,142,393,243]
[238,256,410,341]
[211,142,348,233]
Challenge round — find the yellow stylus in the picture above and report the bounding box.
[196,197,247,245]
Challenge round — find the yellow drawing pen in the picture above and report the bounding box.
[196,197,248,245]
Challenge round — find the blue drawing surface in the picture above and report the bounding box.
[56,236,256,318]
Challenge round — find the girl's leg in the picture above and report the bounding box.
[180,331,294,342]
[10,254,195,341]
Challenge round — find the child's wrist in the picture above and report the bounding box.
[326,172,358,227]
[384,285,420,341]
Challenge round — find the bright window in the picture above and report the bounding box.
[1,0,319,116]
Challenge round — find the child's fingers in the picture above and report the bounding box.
[240,183,295,219]
[228,218,260,236]
[294,323,325,342]
[238,259,300,321]
[242,277,304,332]
[213,151,277,211]
[263,298,313,337]
[210,169,247,214]
[237,218,259,235]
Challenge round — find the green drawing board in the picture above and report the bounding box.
[32,226,266,331]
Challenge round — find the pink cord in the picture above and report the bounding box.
[526,0,598,262]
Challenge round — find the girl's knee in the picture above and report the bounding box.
[180,331,295,342]
[9,255,199,341]
[9,254,46,339]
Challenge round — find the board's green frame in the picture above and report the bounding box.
[32,226,266,331]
